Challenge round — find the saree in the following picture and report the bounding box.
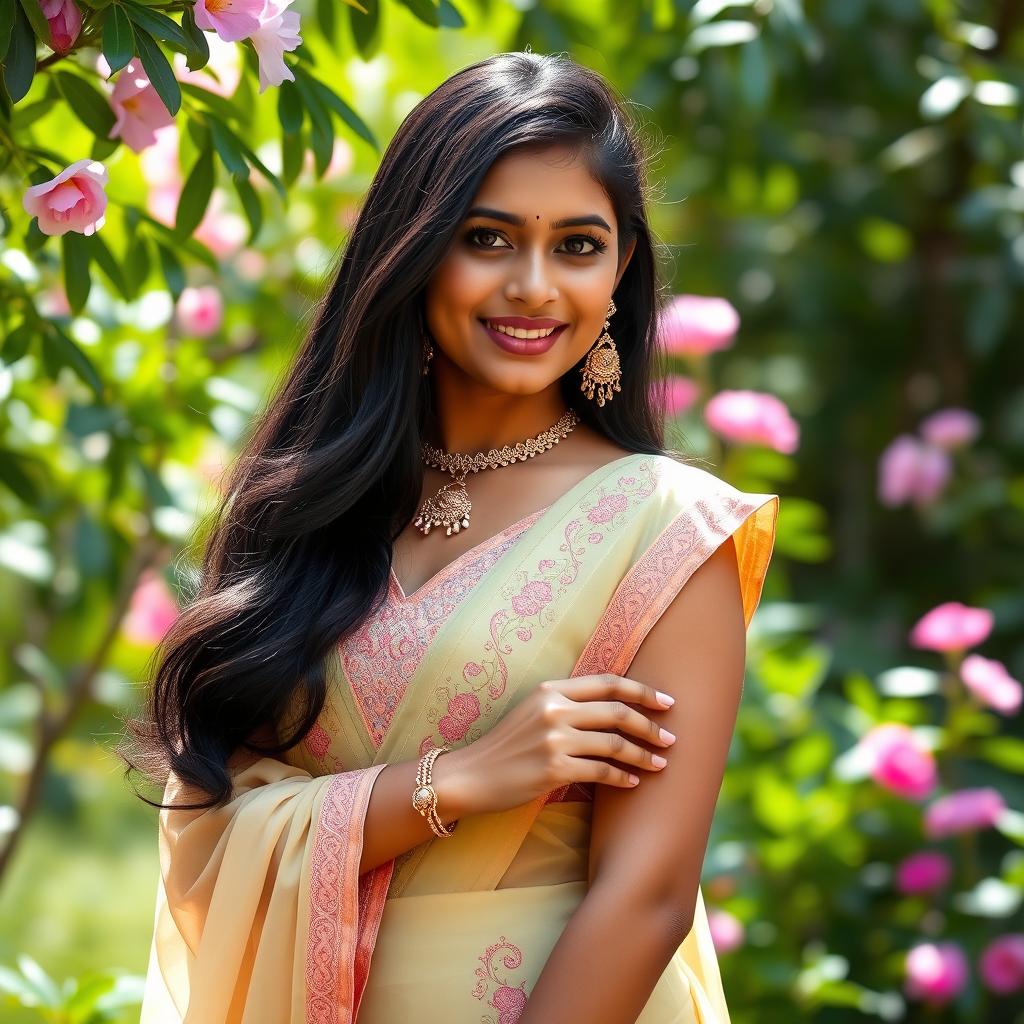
[140,452,779,1023]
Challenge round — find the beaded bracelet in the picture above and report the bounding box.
[412,745,457,838]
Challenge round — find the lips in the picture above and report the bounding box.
[479,318,568,356]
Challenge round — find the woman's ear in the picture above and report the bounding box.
[613,236,637,291]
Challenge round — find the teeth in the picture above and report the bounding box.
[486,321,559,340]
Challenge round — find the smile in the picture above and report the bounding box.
[478,319,568,355]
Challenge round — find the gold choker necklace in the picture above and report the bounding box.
[414,408,581,537]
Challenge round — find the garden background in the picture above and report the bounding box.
[1,0,1023,1021]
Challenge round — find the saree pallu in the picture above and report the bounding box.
[140,453,779,1023]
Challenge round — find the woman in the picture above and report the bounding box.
[130,50,779,1023]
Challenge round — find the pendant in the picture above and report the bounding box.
[413,479,472,536]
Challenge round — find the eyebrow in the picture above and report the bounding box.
[466,206,613,234]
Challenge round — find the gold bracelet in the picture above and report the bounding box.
[412,746,458,838]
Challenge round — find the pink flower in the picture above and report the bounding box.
[860,723,937,800]
[707,908,745,954]
[193,0,265,42]
[704,390,799,454]
[172,31,243,98]
[510,580,553,617]
[195,190,248,257]
[979,934,1024,995]
[108,61,176,153]
[878,434,952,507]
[910,601,993,653]
[651,374,700,418]
[40,0,81,53]
[491,983,528,1024]
[920,407,980,450]
[249,0,302,94]
[961,654,1022,715]
[139,124,181,190]
[904,942,969,1005]
[302,138,354,181]
[924,787,1006,839]
[122,569,179,645]
[175,286,224,337]
[586,493,628,524]
[22,158,108,237]
[658,294,739,356]
[895,851,952,894]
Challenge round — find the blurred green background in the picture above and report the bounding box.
[1,0,1022,1020]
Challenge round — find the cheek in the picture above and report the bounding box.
[427,252,496,315]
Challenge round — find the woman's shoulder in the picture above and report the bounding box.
[635,452,780,517]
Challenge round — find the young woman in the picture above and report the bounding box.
[131,50,779,1024]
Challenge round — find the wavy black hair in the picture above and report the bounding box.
[119,50,675,811]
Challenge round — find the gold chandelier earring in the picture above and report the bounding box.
[579,298,621,406]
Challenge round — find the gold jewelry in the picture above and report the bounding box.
[580,298,621,407]
[414,408,580,537]
[412,746,457,837]
[420,332,434,376]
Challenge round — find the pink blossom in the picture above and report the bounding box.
[860,723,937,800]
[437,692,481,742]
[175,286,224,337]
[172,31,243,98]
[707,908,745,954]
[878,434,952,507]
[195,190,248,257]
[658,294,739,356]
[920,407,981,450]
[510,580,553,617]
[304,721,330,758]
[895,851,952,894]
[652,374,700,418]
[904,942,969,1005]
[108,61,175,153]
[704,389,799,454]
[22,159,108,237]
[924,787,1006,839]
[586,493,628,524]
[910,601,994,653]
[979,934,1024,995]
[961,654,1022,715]
[193,0,265,42]
[122,570,179,645]
[249,0,302,94]
[40,0,81,53]
[139,124,181,190]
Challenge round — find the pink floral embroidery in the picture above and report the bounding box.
[418,460,658,752]
[438,691,482,742]
[305,721,331,759]
[332,512,544,750]
[472,935,529,1024]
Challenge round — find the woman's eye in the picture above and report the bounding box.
[466,228,606,256]
[467,228,510,250]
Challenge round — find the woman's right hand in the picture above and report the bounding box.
[443,673,678,817]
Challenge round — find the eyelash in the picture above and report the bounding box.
[464,227,608,256]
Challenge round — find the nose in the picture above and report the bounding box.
[504,246,558,307]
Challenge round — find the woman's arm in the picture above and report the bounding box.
[518,536,747,1023]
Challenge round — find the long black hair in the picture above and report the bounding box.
[119,50,674,811]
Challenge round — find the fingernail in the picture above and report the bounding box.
[659,728,676,744]
[628,774,640,785]
[657,691,675,707]
[651,754,667,768]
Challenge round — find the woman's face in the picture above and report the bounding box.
[424,143,636,398]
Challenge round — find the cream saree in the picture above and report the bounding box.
[140,452,779,1023]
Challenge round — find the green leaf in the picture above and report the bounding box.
[175,143,215,238]
[348,0,380,58]
[179,81,240,123]
[277,80,303,134]
[231,132,286,200]
[1,320,34,364]
[0,449,42,504]
[122,230,152,292]
[85,233,131,300]
[121,0,190,50]
[0,2,16,59]
[233,175,262,246]
[396,0,439,28]
[281,128,304,187]
[207,114,249,180]
[305,73,378,150]
[294,73,334,179]
[16,0,52,48]
[979,737,1024,773]
[55,70,117,137]
[62,233,93,314]
[3,3,36,104]
[134,25,181,116]
[438,0,465,28]
[42,325,104,396]
[316,0,336,43]
[102,4,136,75]
[156,242,185,300]
[180,7,210,72]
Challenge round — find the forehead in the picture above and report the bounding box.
[471,144,615,227]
